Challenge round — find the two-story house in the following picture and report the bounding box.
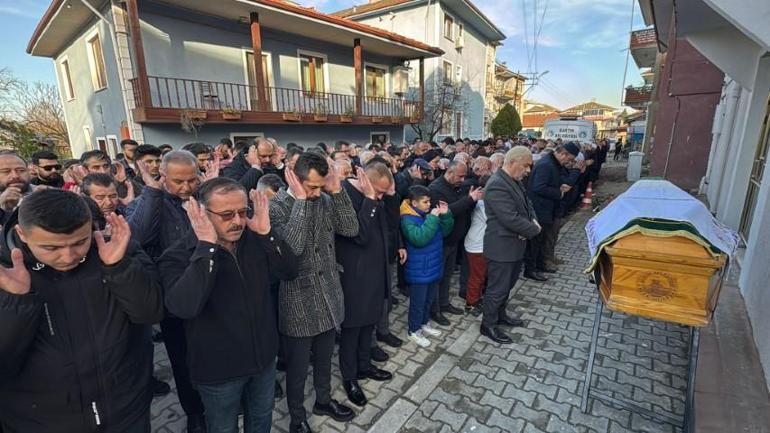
[334,0,505,142]
[560,101,619,139]
[28,0,443,157]
[484,61,526,136]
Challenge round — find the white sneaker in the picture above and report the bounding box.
[421,324,442,338]
[408,330,431,348]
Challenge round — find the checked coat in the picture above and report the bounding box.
[269,188,359,337]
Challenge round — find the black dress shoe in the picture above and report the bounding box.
[357,366,393,381]
[370,345,389,363]
[312,399,355,422]
[290,421,313,433]
[274,380,284,400]
[498,315,525,327]
[441,304,464,315]
[431,312,450,326]
[538,266,557,274]
[343,380,367,407]
[151,376,171,397]
[186,413,207,433]
[523,271,548,281]
[377,332,403,348]
[480,325,513,344]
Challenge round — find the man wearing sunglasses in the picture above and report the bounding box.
[159,177,297,433]
[30,150,64,188]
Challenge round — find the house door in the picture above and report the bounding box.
[245,52,271,111]
[739,93,770,241]
[454,112,463,138]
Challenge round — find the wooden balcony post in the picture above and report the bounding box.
[125,0,151,109]
[250,12,268,111]
[419,57,425,120]
[354,39,363,115]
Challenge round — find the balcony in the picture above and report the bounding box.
[630,28,657,68]
[624,85,654,109]
[130,76,422,125]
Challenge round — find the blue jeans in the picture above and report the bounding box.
[196,364,276,433]
[408,283,439,333]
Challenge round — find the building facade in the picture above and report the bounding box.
[28,0,443,156]
[559,101,619,139]
[484,62,526,137]
[641,0,770,390]
[335,0,506,142]
[521,100,560,136]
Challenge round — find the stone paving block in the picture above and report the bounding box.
[486,408,525,433]
[430,402,468,428]
[511,402,551,431]
[569,405,610,433]
[543,371,580,394]
[479,389,514,415]
[461,416,504,433]
[533,394,572,422]
[502,383,539,407]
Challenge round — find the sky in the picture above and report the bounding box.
[0,0,646,111]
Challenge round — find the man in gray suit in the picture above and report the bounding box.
[269,152,359,433]
[482,146,542,344]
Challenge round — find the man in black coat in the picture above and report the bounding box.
[525,143,578,280]
[482,147,541,344]
[0,189,163,432]
[123,150,207,432]
[222,138,285,191]
[335,163,398,408]
[428,161,483,325]
[158,178,297,433]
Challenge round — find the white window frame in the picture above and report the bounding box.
[242,49,276,110]
[364,62,390,99]
[370,131,390,145]
[229,132,264,145]
[106,134,119,158]
[85,28,108,91]
[454,111,463,137]
[457,23,464,42]
[443,12,455,41]
[439,111,453,136]
[59,56,75,101]
[82,126,93,150]
[442,59,454,84]
[296,49,330,95]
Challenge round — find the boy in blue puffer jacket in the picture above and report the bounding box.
[400,185,454,348]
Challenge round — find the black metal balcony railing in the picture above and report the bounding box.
[131,76,420,118]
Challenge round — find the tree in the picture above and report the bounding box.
[490,103,522,137]
[410,80,466,142]
[0,118,44,160]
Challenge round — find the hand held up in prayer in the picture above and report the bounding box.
[0,248,31,295]
[95,213,131,266]
[247,189,271,235]
[186,197,218,244]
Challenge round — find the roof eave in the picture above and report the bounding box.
[26,0,64,56]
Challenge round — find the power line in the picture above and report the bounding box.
[619,0,636,107]
[522,0,532,73]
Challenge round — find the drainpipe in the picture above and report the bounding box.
[701,80,729,195]
[710,80,742,210]
[79,0,137,141]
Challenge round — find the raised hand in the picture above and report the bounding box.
[285,169,307,200]
[324,157,342,194]
[119,181,135,206]
[186,197,217,244]
[408,165,422,180]
[355,167,376,200]
[137,160,163,190]
[69,185,82,196]
[201,154,220,182]
[247,189,271,235]
[113,163,128,183]
[469,186,484,202]
[0,248,31,295]
[0,186,23,211]
[72,165,88,185]
[246,145,260,167]
[437,200,449,215]
[95,213,131,266]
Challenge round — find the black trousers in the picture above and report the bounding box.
[432,243,459,313]
[339,324,375,380]
[459,248,469,299]
[524,225,551,272]
[160,316,204,417]
[283,329,335,426]
[482,259,523,328]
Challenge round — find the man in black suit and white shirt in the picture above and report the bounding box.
[481,146,542,344]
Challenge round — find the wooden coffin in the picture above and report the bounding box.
[597,232,727,327]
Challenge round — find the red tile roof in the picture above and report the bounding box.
[523,112,559,128]
[28,0,444,56]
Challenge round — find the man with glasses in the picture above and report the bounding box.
[124,150,207,433]
[30,150,64,188]
[159,177,297,433]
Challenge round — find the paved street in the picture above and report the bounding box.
[151,160,693,433]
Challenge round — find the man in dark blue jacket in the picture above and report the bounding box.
[123,150,207,432]
[525,143,578,280]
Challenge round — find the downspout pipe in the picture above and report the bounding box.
[80,0,136,140]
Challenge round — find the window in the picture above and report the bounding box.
[60,58,75,100]
[82,126,93,150]
[454,111,463,137]
[86,32,108,90]
[365,64,387,98]
[443,60,453,84]
[106,135,119,158]
[439,110,453,136]
[96,137,107,153]
[245,51,272,109]
[455,65,463,83]
[230,132,264,145]
[443,14,454,40]
[370,132,390,145]
[298,51,327,95]
[457,23,464,41]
